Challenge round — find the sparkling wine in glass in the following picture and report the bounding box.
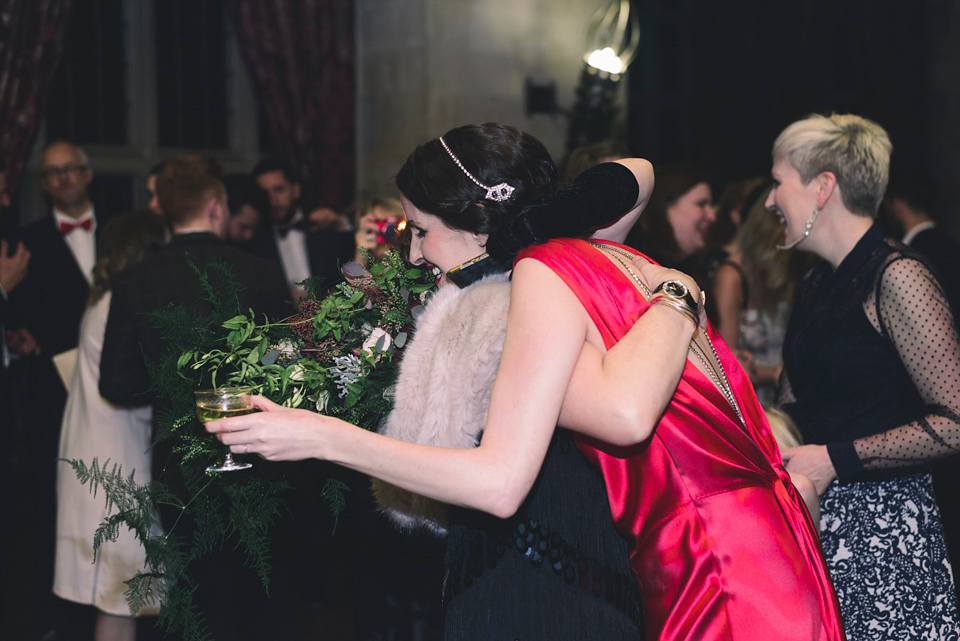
[195,386,254,472]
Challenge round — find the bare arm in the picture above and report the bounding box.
[552,157,699,444]
[558,259,697,445]
[712,259,745,349]
[616,158,655,212]
[211,158,691,515]
[211,257,590,518]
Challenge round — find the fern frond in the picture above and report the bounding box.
[320,478,350,532]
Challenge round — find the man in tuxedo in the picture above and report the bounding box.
[99,154,288,462]
[6,141,102,636]
[99,155,291,640]
[251,159,354,299]
[11,141,97,358]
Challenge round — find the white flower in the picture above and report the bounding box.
[315,390,331,413]
[286,386,305,408]
[276,340,298,359]
[289,363,307,382]
[361,327,392,354]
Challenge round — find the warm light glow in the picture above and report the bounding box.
[396,220,406,233]
[586,47,624,75]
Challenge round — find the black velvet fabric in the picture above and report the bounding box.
[442,430,644,640]
[484,162,640,262]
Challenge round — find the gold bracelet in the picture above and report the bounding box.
[651,295,700,329]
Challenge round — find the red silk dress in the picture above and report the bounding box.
[518,239,845,641]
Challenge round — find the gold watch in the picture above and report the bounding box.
[652,280,704,321]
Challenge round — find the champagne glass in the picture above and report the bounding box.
[195,386,254,472]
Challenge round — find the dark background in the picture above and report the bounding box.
[626,0,941,211]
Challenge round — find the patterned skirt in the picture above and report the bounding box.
[820,473,959,640]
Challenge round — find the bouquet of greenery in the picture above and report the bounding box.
[63,249,436,640]
[182,251,435,427]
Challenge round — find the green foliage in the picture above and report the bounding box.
[320,478,351,531]
[66,250,436,640]
[182,250,434,432]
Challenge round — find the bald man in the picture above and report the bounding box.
[6,140,106,637]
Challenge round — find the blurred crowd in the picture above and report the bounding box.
[2,115,959,641]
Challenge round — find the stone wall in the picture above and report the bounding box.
[355,0,604,202]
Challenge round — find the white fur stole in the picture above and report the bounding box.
[372,273,511,536]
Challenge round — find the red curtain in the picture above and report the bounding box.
[0,0,73,199]
[226,0,355,211]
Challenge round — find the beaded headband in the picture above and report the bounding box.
[438,136,516,202]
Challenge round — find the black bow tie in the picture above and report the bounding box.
[276,219,306,239]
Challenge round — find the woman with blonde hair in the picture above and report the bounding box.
[712,183,817,402]
[768,112,960,639]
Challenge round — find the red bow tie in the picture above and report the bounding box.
[59,218,93,234]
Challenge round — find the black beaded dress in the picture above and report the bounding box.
[442,429,644,640]
[781,222,960,640]
[373,275,644,641]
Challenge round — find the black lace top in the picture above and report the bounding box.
[781,223,960,480]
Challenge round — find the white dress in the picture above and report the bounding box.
[53,292,160,616]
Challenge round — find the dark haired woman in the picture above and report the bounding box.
[54,211,168,641]
[222,172,267,247]
[210,124,844,640]
[625,164,715,269]
[624,165,720,322]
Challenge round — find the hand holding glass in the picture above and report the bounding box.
[195,386,254,472]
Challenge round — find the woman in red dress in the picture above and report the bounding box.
[208,123,844,640]
[520,236,839,639]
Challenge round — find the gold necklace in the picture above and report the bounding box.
[688,335,745,426]
[588,242,653,298]
[588,242,745,425]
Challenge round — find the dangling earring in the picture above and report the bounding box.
[777,206,820,251]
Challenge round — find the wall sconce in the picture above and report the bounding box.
[566,0,641,152]
[525,78,558,117]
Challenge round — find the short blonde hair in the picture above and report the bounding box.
[357,196,403,221]
[772,113,892,217]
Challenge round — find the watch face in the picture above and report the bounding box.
[664,281,688,297]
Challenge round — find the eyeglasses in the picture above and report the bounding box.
[41,163,88,180]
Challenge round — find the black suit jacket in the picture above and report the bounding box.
[249,222,354,288]
[99,232,289,407]
[8,214,93,356]
[909,227,960,316]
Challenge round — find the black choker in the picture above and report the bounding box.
[445,253,514,288]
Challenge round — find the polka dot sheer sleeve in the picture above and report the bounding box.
[856,254,960,469]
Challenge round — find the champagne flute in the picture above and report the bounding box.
[195,386,254,472]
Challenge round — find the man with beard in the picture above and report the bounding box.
[251,159,353,300]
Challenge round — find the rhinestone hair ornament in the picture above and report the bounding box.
[438,136,516,202]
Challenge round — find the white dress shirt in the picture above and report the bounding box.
[274,209,312,289]
[53,206,97,285]
[902,220,936,246]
